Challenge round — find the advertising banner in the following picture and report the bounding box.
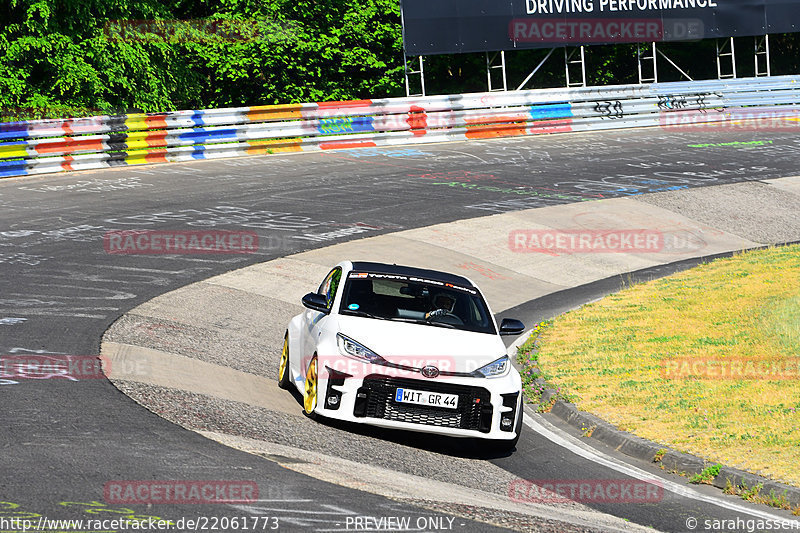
[401,0,800,55]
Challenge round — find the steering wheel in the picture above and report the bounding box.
[425,308,464,325]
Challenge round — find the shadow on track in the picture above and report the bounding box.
[284,386,517,460]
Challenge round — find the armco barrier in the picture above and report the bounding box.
[1,76,798,178]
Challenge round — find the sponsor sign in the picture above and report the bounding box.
[401,0,800,54]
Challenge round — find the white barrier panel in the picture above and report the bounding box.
[1,76,798,178]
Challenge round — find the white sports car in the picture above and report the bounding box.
[279,261,526,451]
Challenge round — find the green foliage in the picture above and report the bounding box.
[0,0,197,115]
[739,481,763,500]
[690,464,721,484]
[653,448,668,462]
[0,0,404,116]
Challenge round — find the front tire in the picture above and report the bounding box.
[303,354,318,416]
[278,333,291,390]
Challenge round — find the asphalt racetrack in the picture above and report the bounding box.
[2,127,799,532]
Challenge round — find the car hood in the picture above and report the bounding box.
[332,314,507,373]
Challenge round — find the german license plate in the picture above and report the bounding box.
[394,388,458,410]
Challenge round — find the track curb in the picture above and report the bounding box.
[542,401,800,507]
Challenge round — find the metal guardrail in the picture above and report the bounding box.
[1,76,798,178]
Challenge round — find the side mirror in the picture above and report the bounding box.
[499,318,525,336]
[302,292,329,313]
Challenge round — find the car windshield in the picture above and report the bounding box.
[339,272,496,334]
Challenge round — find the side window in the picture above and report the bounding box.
[317,268,342,310]
[468,298,488,328]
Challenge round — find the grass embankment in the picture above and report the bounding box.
[518,244,800,490]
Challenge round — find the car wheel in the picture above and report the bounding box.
[278,333,291,390]
[303,354,318,416]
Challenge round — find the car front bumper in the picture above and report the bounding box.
[312,361,523,440]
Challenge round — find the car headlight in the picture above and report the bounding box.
[337,333,382,362]
[476,355,510,378]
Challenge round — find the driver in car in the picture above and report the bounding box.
[426,293,456,319]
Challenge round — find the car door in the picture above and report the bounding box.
[301,266,342,367]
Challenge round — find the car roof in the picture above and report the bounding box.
[349,261,475,288]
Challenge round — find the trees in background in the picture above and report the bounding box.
[0,0,403,116]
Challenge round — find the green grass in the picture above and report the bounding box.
[690,464,721,484]
[517,244,800,487]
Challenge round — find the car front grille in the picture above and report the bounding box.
[354,375,493,433]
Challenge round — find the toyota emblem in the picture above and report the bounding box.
[420,365,440,378]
